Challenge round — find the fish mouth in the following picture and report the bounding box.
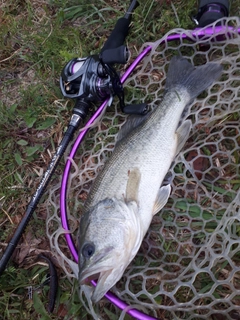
[79,271,99,284]
[79,256,112,285]
[79,248,124,302]
[79,267,116,303]
[80,268,119,303]
[79,246,114,283]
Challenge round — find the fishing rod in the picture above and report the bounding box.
[0,0,146,275]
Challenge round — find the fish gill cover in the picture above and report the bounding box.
[46,17,240,320]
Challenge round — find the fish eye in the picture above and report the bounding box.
[82,243,95,259]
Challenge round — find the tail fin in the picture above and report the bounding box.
[165,56,222,100]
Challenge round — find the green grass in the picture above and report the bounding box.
[0,0,240,319]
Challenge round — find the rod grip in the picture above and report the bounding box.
[100,45,129,64]
[101,17,130,53]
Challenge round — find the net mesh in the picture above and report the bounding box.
[46,17,240,319]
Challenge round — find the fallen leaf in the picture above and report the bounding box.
[15,230,41,265]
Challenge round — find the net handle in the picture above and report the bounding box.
[60,23,240,320]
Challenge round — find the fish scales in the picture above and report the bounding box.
[85,90,190,229]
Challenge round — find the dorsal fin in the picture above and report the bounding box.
[116,113,149,145]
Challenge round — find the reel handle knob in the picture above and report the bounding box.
[123,103,149,115]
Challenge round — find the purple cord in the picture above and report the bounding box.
[60,24,240,319]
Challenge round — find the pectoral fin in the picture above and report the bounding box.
[175,119,192,155]
[125,168,141,203]
[152,184,171,215]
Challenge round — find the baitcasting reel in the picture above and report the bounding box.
[60,0,148,116]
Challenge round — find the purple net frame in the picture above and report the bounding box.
[60,24,240,320]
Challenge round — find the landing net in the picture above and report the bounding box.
[46,17,240,319]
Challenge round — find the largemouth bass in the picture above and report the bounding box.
[78,56,222,302]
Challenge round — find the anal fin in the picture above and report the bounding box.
[175,119,192,155]
[152,184,171,215]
